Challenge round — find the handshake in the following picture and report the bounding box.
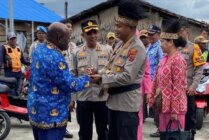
[85,66,101,84]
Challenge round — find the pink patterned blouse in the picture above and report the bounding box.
[150,52,187,114]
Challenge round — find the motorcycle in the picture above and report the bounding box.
[195,63,209,129]
[0,83,12,139]
[0,76,28,139]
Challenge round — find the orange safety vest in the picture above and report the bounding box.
[193,44,206,67]
[4,44,22,72]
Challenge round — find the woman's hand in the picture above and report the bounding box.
[170,113,177,120]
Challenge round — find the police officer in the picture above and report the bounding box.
[0,32,30,96]
[63,21,77,139]
[178,23,205,140]
[106,32,115,52]
[71,19,111,140]
[29,26,47,58]
[90,0,147,139]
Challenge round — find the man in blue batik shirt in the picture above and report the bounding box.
[146,25,163,137]
[146,25,163,81]
[27,22,91,140]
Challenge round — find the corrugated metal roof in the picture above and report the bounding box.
[0,0,63,23]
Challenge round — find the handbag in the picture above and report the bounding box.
[154,87,162,112]
[160,119,192,140]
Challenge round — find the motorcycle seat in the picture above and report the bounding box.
[0,84,10,93]
[0,76,16,84]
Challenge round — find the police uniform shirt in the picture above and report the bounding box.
[63,41,77,72]
[179,41,204,89]
[100,36,146,112]
[71,43,111,102]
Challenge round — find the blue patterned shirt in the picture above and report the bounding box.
[146,40,163,80]
[28,43,90,129]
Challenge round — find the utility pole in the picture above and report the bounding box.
[9,0,14,32]
[65,1,68,19]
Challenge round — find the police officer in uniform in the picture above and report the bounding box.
[90,0,147,139]
[63,21,77,139]
[0,32,30,96]
[178,23,205,140]
[29,26,47,59]
[71,20,111,140]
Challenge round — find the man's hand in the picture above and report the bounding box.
[90,74,101,83]
[187,86,196,96]
[170,113,177,120]
[70,101,75,112]
[86,67,98,75]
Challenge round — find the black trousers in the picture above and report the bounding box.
[108,109,139,140]
[76,101,108,140]
[185,95,196,138]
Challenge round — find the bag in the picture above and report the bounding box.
[154,88,162,112]
[160,120,192,140]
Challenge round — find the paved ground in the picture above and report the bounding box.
[5,112,209,140]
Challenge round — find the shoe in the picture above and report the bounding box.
[150,131,160,137]
[65,129,73,138]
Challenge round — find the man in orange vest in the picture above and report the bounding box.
[0,32,30,96]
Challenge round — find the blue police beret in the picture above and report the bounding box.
[37,26,47,33]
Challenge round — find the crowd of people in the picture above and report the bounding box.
[1,0,209,140]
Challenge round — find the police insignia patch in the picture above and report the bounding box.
[128,48,138,62]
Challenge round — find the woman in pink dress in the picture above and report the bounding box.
[137,58,151,140]
[137,30,152,140]
[148,20,187,132]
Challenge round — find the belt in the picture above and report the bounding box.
[108,84,140,94]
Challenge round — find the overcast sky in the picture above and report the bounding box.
[37,0,209,22]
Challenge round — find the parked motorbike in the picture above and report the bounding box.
[0,76,29,139]
[0,84,11,140]
[195,63,209,129]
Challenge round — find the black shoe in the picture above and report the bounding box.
[150,131,160,137]
[65,130,73,138]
